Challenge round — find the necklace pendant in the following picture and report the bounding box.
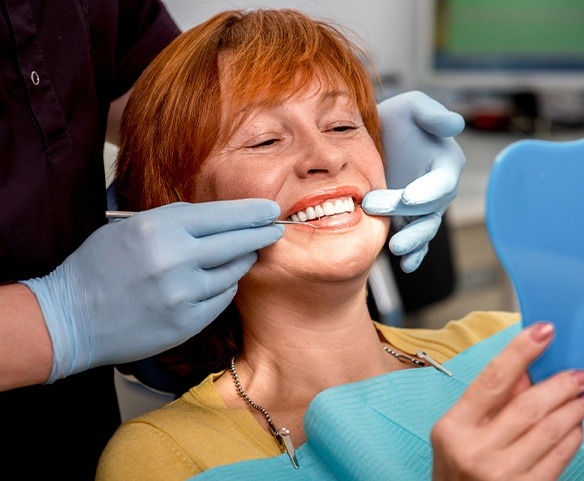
[276,427,299,469]
[416,351,453,377]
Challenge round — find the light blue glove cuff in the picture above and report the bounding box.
[21,270,88,384]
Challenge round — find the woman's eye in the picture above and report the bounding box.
[249,138,278,148]
[329,124,357,133]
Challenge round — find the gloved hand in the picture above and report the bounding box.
[362,91,466,273]
[21,200,283,383]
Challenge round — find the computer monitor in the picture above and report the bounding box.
[416,0,584,94]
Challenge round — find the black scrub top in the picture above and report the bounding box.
[0,1,179,479]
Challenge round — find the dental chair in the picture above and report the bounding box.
[368,215,456,327]
[114,366,176,422]
[486,137,584,384]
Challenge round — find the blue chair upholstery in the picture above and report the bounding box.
[485,137,584,383]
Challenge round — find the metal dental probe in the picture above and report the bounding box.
[105,211,320,228]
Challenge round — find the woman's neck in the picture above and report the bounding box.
[216,277,398,446]
[240,286,386,383]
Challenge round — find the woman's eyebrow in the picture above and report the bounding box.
[322,89,350,99]
[318,89,353,108]
[230,89,352,121]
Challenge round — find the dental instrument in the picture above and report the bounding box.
[105,211,319,228]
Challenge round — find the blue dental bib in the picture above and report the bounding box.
[194,323,584,480]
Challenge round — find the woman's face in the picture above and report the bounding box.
[193,73,389,286]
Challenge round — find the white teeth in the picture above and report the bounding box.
[288,196,355,222]
[323,201,335,216]
[345,198,355,212]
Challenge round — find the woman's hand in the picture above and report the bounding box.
[432,322,584,481]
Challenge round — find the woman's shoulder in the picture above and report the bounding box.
[122,371,231,433]
[96,394,207,481]
[97,372,226,480]
[433,310,520,348]
[376,311,521,363]
[98,370,281,480]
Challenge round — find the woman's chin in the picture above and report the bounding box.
[253,219,388,285]
[258,245,380,286]
[312,252,377,282]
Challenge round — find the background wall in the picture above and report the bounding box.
[162,0,419,90]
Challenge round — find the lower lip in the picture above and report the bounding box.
[293,208,363,230]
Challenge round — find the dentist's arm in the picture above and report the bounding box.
[0,284,53,390]
[2,200,282,390]
[362,91,466,273]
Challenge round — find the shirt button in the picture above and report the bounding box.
[30,71,40,86]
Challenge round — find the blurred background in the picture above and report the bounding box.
[109,0,584,329]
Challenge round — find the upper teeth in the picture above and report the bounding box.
[289,197,355,222]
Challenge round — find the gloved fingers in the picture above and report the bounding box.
[196,252,257,300]
[408,92,465,137]
[153,254,254,331]
[388,213,442,256]
[378,91,465,137]
[362,189,449,217]
[400,147,464,206]
[187,284,241,334]
[399,243,430,274]
[361,189,404,215]
[415,108,465,138]
[193,224,283,269]
[400,170,459,207]
[150,198,281,237]
[107,284,240,365]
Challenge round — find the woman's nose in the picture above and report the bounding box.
[293,132,348,178]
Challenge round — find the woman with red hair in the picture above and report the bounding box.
[97,9,584,481]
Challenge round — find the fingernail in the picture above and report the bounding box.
[572,371,584,386]
[530,322,554,342]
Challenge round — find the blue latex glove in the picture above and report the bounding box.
[21,200,283,383]
[362,91,466,273]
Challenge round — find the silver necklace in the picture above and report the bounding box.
[230,356,299,469]
[229,347,452,469]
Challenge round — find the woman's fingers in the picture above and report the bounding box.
[487,370,584,449]
[505,391,584,474]
[521,424,584,481]
[449,322,555,425]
